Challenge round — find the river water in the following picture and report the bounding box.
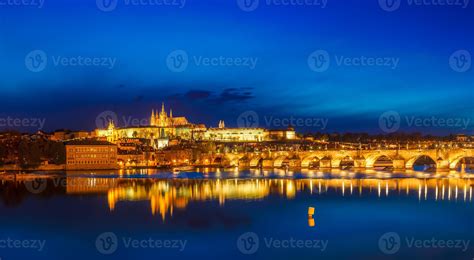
[0,168,473,259]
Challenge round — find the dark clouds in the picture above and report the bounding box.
[171,88,254,104]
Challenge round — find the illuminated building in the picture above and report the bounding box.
[65,140,118,170]
[95,103,195,148]
[201,127,267,142]
[95,103,299,147]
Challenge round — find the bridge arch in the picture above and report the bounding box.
[273,156,289,168]
[449,156,474,170]
[212,156,231,167]
[339,156,355,169]
[249,156,263,168]
[405,155,437,170]
[225,154,243,167]
[365,154,393,168]
[301,155,322,168]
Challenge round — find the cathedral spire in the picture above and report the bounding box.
[161,102,165,114]
[169,109,173,118]
[150,109,156,126]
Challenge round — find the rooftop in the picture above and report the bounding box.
[66,139,116,146]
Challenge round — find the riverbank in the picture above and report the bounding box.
[0,164,66,172]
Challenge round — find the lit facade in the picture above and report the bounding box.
[95,103,299,147]
[95,103,194,148]
[66,140,118,170]
[201,128,267,142]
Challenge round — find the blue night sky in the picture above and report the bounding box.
[0,0,472,134]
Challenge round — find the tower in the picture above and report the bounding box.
[159,102,168,127]
[107,120,115,130]
[169,109,173,126]
[150,109,156,126]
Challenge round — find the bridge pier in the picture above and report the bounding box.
[288,159,301,168]
[354,159,366,168]
[393,159,406,170]
[320,159,332,168]
[262,159,274,168]
[436,159,450,171]
[239,160,250,168]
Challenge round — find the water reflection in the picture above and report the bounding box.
[63,177,474,221]
[1,168,473,222]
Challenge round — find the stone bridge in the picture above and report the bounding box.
[201,148,474,170]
